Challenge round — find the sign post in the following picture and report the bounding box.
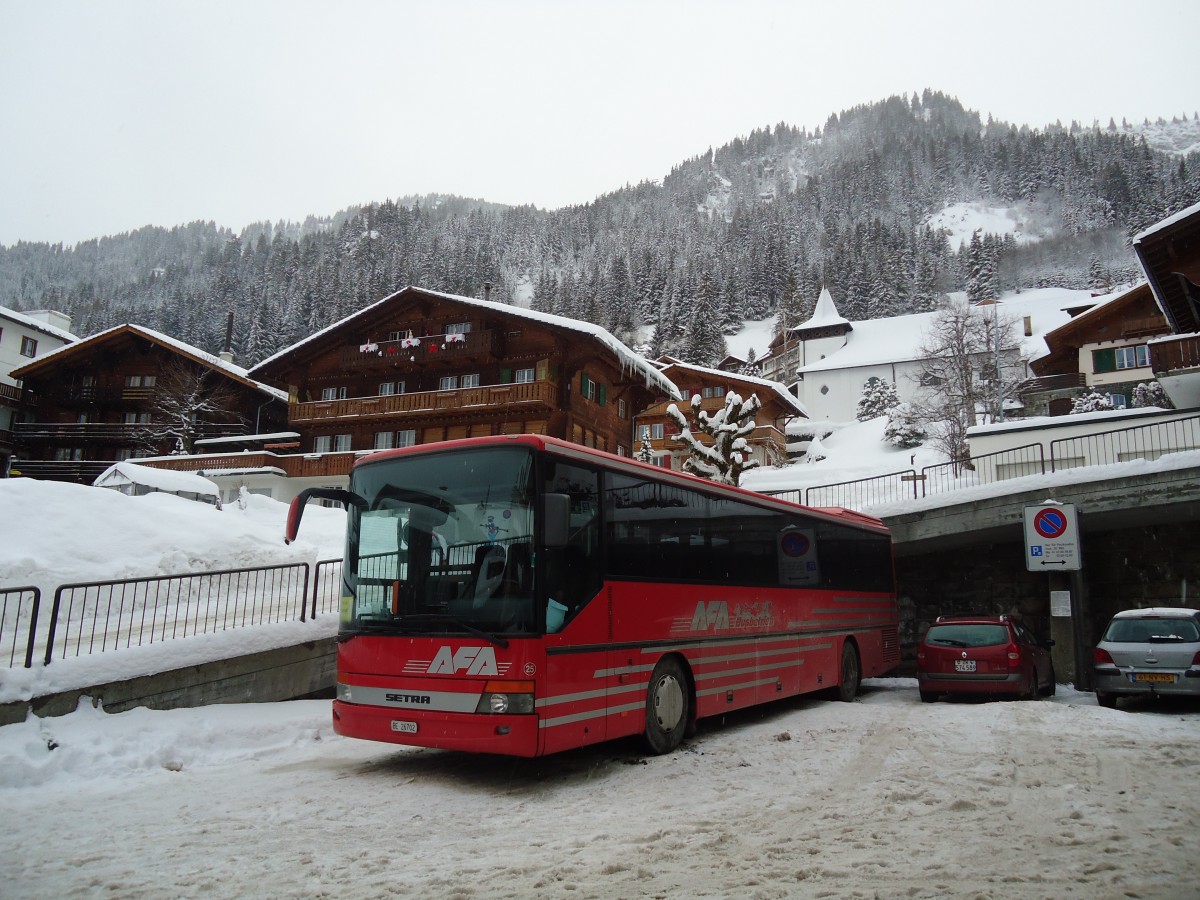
[1023,502,1090,690]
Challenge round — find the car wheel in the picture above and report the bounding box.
[1040,669,1057,697]
[1025,668,1040,700]
[835,641,860,702]
[919,689,937,703]
[643,656,689,755]
[1096,692,1117,709]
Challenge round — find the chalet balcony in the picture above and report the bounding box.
[290,379,558,424]
[148,450,356,480]
[1018,373,1087,395]
[338,329,495,370]
[0,382,27,405]
[13,421,249,444]
[1150,334,1200,409]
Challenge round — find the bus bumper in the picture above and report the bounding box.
[332,700,542,756]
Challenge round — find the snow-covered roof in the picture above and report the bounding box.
[658,357,809,419]
[796,289,1090,375]
[1133,198,1200,242]
[792,287,850,332]
[251,286,681,400]
[16,323,287,402]
[0,305,77,343]
[93,462,220,498]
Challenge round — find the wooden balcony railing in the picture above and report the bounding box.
[14,422,247,443]
[0,382,26,405]
[291,380,558,424]
[145,451,357,480]
[338,329,495,370]
[1150,335,1200,374]
[1018,373,1087,395]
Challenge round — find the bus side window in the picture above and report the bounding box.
[543,462,602,623]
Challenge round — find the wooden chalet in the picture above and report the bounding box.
[1022,283,1171,415]
[1134,200,1200,408]
[9,325,288,484]
[633,356,808,471]
[231,286,678,476]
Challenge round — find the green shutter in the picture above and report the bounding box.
[501,368,512,384]
[1092,348,1117,374]
[598,383,607,406]
[580,372,590,396]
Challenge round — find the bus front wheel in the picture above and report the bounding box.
[644,657,689,755]
[836,642,860,702]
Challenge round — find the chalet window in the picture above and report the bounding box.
[439,376,459,391]
[461,373,480,388]
[379,381,405,396]
[653,455,671,468]
[396,429,416,448]
[20,336,37,357]
[321,387,347,401]
[639,423,664,441]
[1092,348,1116,374]
[1115,345,1149,370]
[580,373,605,405]
[53,447,83,461]
[114,448,136,461]
[313,435,332,453]
[514,367,535,384]
[701,386,725,399]
[374,431,394,450]
[1108,393,1128,409]
[446,322,471,336]
[123,412,150,424]
[124,374,156,388]
[618,399,627,418]
[333,434,352,452]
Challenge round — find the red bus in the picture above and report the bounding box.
[287,434,899,756]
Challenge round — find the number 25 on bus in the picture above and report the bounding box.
[286,434,899,757]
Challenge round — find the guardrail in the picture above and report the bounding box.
[1,586,41,668]
[1049,412,1200,471]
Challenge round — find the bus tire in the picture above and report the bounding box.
[644,656,689,755]
[836,641,860,702]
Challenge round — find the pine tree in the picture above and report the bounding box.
[856,377,899,421]
[884,402,925,449]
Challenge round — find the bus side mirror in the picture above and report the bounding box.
[285,487,366,544]
[543,493,570,549]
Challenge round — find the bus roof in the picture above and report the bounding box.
[353,434,889,535]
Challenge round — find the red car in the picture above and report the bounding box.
[917,615,1056,702]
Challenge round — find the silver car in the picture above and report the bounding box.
[1093,607,1200,708]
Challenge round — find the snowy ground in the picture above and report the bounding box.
[2,680,1198,898]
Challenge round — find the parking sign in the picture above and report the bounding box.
[1023,503,1081,571]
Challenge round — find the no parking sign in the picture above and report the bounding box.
[1023,503,1081,571]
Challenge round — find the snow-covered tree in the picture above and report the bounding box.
[884,402,925,449]
[635,436,654,464]
[738,348,763,378]
[666,391,762,486]
[1071,390,1115,414]
[133,358,248,455]
[1131,381,1174,409]
[856,377,899,421]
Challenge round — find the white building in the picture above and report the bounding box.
[1,306,76,475]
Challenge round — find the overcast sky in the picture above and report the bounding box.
[1,0,1196,247]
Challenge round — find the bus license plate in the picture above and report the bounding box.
[954,660,976,673]
[1131,673,1174,684]
[391,720,418,733]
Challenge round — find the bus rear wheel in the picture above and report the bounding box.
[836,641,861,702]
[644,657,689,755]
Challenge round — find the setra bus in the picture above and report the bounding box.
[286,434,899,756]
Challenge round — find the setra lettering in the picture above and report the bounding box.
[427,645,500,676]
[385,693,431,704]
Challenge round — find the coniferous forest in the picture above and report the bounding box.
[3,91,1198,368]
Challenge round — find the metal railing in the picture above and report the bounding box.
[312,558,343,618]
[801,469,920,508]
[1049,412,1200,471]
[921,443,1047,495]
[1,586,41,668]
[42,562,310,665]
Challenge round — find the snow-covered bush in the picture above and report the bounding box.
[666,391,762,486]
[884,402,925,449]
[1070,390,1115,414]
[1131,381,1174,409]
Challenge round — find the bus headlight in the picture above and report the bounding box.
[476,680,535,714]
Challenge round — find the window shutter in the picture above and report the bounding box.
[1092,348,1116,374]
[598,383,607,406]
[501,368,512,384]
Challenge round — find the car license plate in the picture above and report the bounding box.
[1131,672,1174,684]
[954,659,977,673]
[391,720,418,733]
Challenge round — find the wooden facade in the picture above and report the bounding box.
[10,325,288,483]
[633,357,807,471]
[245,286,678,463]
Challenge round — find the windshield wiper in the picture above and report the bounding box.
[933,638,969,647]
[394,614,510,648]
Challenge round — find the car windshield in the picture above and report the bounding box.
[924,623,1009,648]
[341,446,537,637]
[1103,617,1200,643]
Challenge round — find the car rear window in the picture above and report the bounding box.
[1103,618,1200,643]
[924,624,1009,648]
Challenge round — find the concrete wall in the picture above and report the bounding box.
[0,637,336,727]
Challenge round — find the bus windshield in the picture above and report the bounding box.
[343,446,537,637]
